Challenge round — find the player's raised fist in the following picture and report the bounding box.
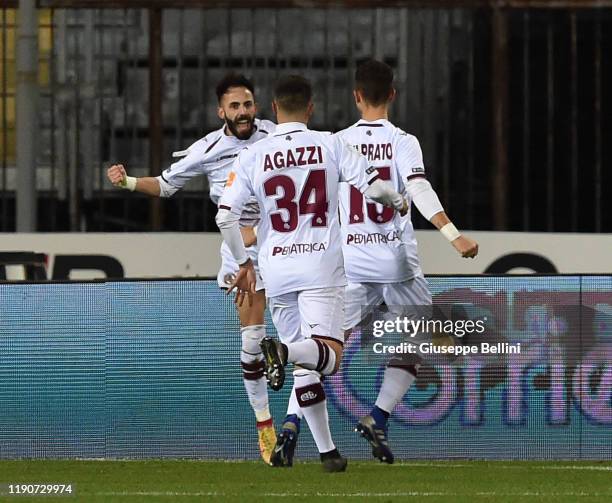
[107,164,127,187]
[451,235,479,259]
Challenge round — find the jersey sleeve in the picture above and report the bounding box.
[333,134,378,192]
[395,133,426,182]
[218,148,255,215]
[159,139,209,190]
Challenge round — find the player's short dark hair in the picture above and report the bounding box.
[355,59,394,106]
[273,75,312,113]
[215,73,255,102]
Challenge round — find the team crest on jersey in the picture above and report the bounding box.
[223,273,236,285]
[366,130,372,136]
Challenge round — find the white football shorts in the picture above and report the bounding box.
[268,286,346,345]
[343,274,432,331]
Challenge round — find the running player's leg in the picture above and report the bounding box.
[298,287,346,471]
[356,350,421,464]
[218,248,274,464]
[236,291,269,418]
[264,287,347,471]
[378,274,432,415]
[235,289,276,464]
[357,274,432,463]
[266,292,304,467]
[344,282,400,462]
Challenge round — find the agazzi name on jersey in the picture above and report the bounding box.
[263,146,324,171]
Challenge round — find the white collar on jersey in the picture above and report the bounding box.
[356,118,388,127]
[273,122,308,135]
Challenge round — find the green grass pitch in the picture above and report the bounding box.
[1,460,611,502]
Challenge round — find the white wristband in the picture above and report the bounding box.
[440,223,461,242]
[121,176,137,192]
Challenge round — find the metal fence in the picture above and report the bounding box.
[0,1,611,232]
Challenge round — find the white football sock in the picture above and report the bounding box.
[286,338,336,375]
[240,325,270,421]
[286,381,304,419]
[375,364,419,414]
[294,370,335,453]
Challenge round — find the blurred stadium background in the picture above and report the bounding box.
[0,1,611,499]
[0,0,610,233]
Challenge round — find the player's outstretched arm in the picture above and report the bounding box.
[430,211,478,259]
[107,164,162,197]
[406,177,478,259]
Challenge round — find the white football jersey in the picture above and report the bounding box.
[160,118,275,227]
[336,118,424,283]
[219,122,378,298]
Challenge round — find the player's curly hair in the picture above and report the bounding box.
[215,73,255,102]
[273,75,312,113]
[355,59,394,106]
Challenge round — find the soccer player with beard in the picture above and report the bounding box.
[107,73,277,465]
[338,59,478,463]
